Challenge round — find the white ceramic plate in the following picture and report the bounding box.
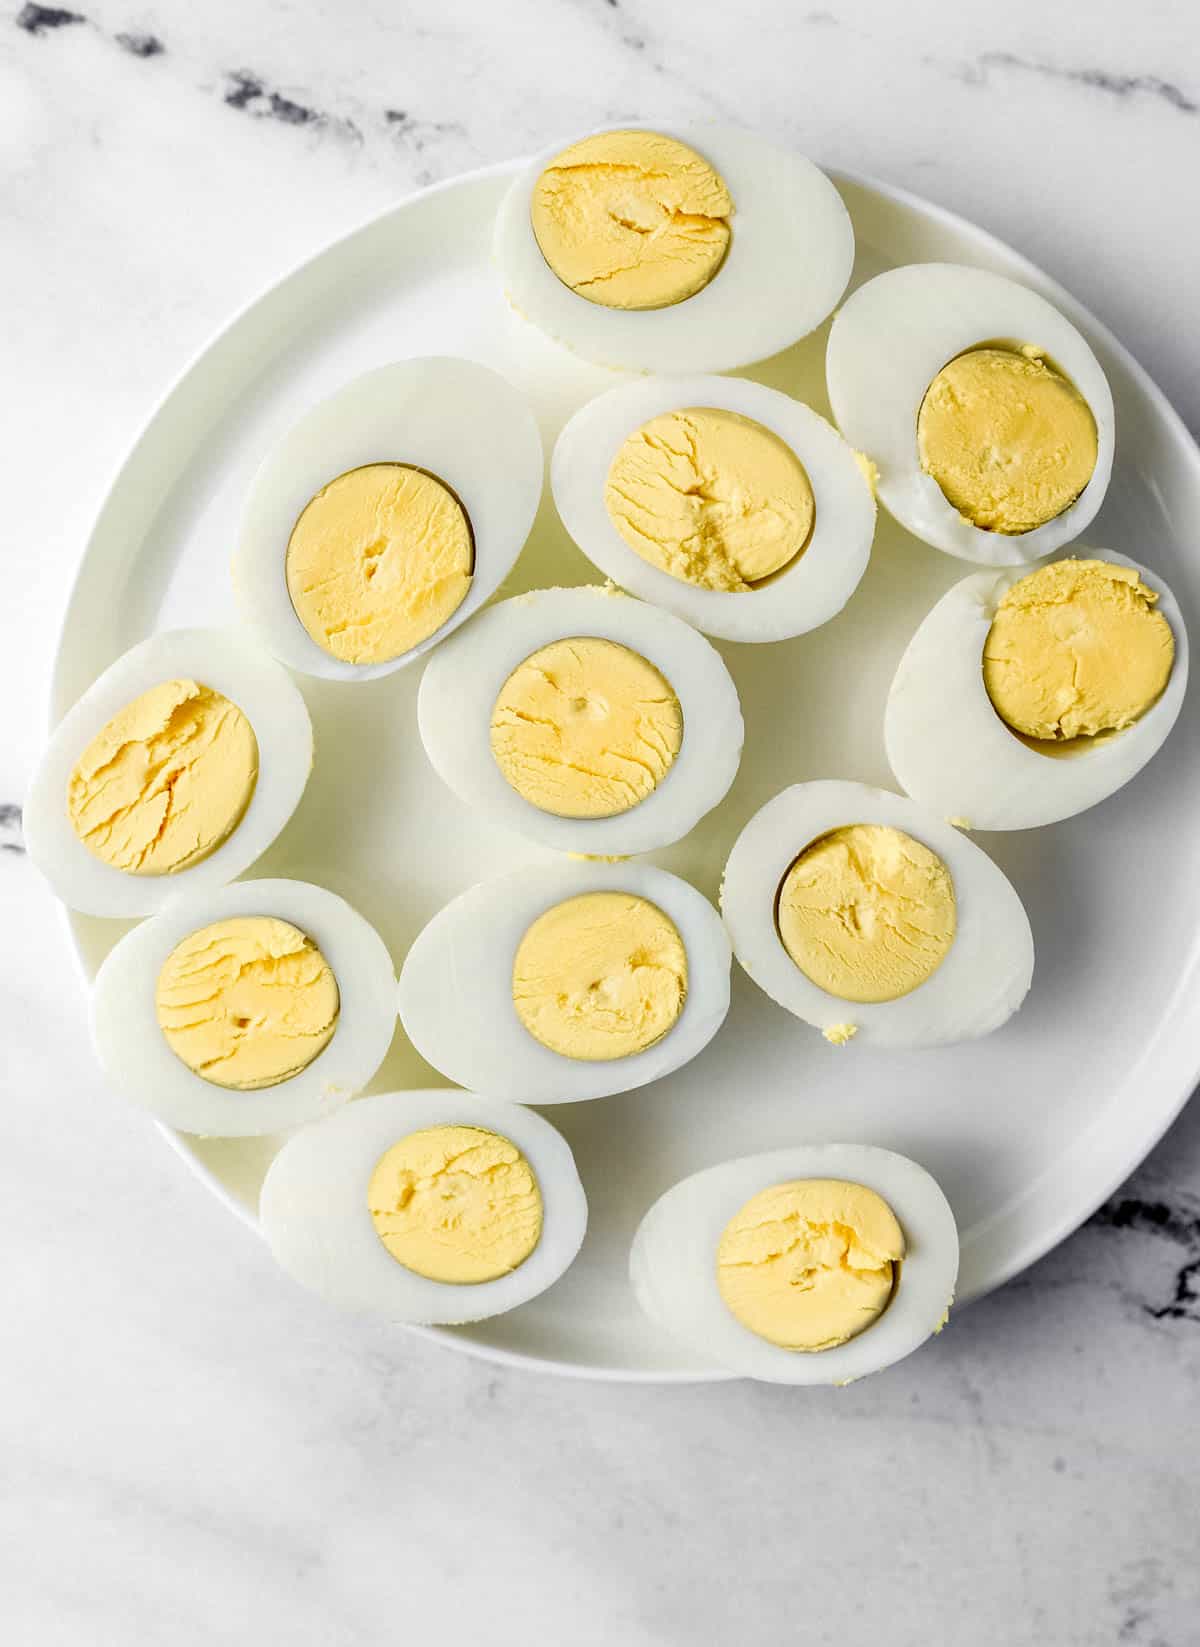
[52,160,1200,1382]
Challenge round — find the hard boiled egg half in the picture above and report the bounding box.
[92,878,397,1135]
[721,780,1033,1048]
[495,124,854,373]
[553,375,875,642]
[260,1091,587,1324]
[25,628,312,918]
[397,862,731,1103]
[418,584,743,855]
[631,1143,958,1384]
[234,357,543,681]
[886,551,1188,830]
[827,264,1114,565]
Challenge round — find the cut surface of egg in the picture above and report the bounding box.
[495,124,854,373]
[721,780,1033,1048]
[91,878,397,1135]
[397,861,731,1102]
[553,375,875,642]
[826,263,1114,565]
[25,629,312,918]
[886,551,1188,830]
[233,357,543,680]
[260,1090,587,1324]
[630,1143,959,1384]
[418,585,744,854]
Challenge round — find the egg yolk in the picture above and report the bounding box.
[717,1178,904,1352]
[66,679,258,876]
[605,407,815,592]
[916,345,1098,534]
[155,915,339,1090]
[512,891,687,1061]
[367,1125,543,1284]
[285,463,473,665]
[530,129,732,312]
[490,635,684,819]
[777,824,956,1005]
[983,557,1175,743]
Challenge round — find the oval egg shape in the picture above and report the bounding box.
[495,124,854,374]
[233,357,543,681]
[91,878,397,1135]
[418,584,744,854]
[260,1090,587,1324]
[826,264,1114,565]
[630,1143,959,1384]
[721,780,1034,1048]
[885,550,1188,830]
[24,628,312,918]
[553,375,875,641]
[397,862,731,1103]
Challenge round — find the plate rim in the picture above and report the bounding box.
[48,155,1200,1384]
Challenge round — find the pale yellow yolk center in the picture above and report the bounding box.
[489,635,684,820]
[530,129,733,311]
[983,557,1175,743]
[717,1178,904,1352]
[605,407,815,592]
[512,891,687,1061]
[155,916,339,1090]
[777,823,956,1005]
[67,679,258,876]
[367,1125,543,1285]
[285,463,474,666]
[917,346,1098,534]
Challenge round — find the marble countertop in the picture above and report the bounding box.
[3,2,1199,1641]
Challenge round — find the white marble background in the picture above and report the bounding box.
[3,2,1200,1642]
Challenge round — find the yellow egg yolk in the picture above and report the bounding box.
[367,1125,543,1284]
[285,463,473,665]
[489,635,684,819]
[916,345,1098,534]
[777,824,956,1004]
[66,679,258,876]
[512,891,687,1061]
[605,407,815,592]
[983,557,1175,742]
[155,916,339,1090]
[530,129,732,311]
[717,1178,904,1351]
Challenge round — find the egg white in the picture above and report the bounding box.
[91,878,397,1136]
[25,628,312,918]
[259,1090,588,1324]
[720,780,1034,1048]
[552,375,876,642]
[397,861,731,1103]
[495,124,854,374]
[826,263,1115,566]
[630,1143,959,1384]
[418,585,744,854]
[233,357,543,681]
[885,550,1188,830]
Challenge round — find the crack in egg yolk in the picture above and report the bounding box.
[916,345,1098,534]
[605,406,815,592]
[285,463,473,665]
[367,1125,543,1285]
[530,129,733,311]
[777,823,956,1005]
[66,679,258,876]
[512,890,687,1061]
[155,915,339,1090]
[983,557,1175,744]
[717,1178,904,1352]
[489,635,684,819]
